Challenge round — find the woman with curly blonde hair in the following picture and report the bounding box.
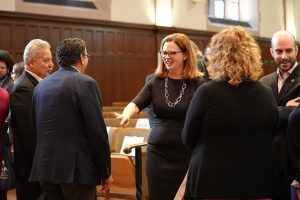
[208,26,263,86]
[181,26,278,199]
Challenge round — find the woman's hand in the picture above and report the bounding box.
[113,103,140,127]
[114,112,130,127]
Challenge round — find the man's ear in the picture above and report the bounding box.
[270,48,274,58]
[80,53,85,65]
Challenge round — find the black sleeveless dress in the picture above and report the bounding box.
[133,76,204,200]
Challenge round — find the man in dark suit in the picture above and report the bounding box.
[29,38,112,200]
[260,30,300,200]
[10,39,54,200]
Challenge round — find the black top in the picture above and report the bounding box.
[133,76,204,122]
[182,80,278,199]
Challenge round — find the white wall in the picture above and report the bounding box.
[111,0,155,25]
[1,0,15,11]
[172,0,207,30]
[295,0,300,42]
[259,0,284,38]
[1,0,297,40]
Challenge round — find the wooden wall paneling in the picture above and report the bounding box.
[11,24,26,61]
[144,34,157,75]
[39,26,50,40]
[115,32,125,54]
[50,26,62,48]
[93,29,104,55]
[13,24,26,50]
[27,24,39,41]
[50,26,62,69]
[257,38,276,76]
[0,23,13,52]
[73,28,84,39]
[62,27,72,39]
[104,30,115,53]
[0,11,277,106]
[101,55,117,105]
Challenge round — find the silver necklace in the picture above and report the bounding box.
[164,77,186,107]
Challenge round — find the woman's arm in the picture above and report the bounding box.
[114,102,140,127]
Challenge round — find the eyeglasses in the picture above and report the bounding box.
[160,51,182,58]
[83,53,91,59]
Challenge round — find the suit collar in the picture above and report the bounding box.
[23,71,39,86]
[277,63,300,103]
[58,66,79,73]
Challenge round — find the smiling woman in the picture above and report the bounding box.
[114,32,205,200]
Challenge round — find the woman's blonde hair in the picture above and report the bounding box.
[207,26,263,87]
[155,33,202,80]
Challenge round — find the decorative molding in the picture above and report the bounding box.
[23,0,97,9]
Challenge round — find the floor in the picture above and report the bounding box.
[7,186,139,200]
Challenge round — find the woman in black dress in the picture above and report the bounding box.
[116,33,205,200]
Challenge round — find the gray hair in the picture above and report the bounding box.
[23,39,51,66]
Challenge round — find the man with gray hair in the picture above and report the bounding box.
[10,39,53,200]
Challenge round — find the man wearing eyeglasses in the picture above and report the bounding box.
[29,38,112,200]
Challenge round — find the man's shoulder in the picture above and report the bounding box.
[73,72,96,84]
[12,74,35,93]
[260,72,276,83]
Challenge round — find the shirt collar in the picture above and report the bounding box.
[71,66,80,72]
[277,61,298,75]
[25,69,43,82]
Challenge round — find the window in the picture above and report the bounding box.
[214,0,224,19]
[210,0,239,20]
[229,0,239,20]
[208,0,259,29]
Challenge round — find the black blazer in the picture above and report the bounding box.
[0,76,14,94]
[10,71,39,179]
[260,63,300,199]
[287,104,300,183]
[29,67,111,185]
[260,64,300,126]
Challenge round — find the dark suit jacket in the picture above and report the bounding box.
[288,104,300,183]
[260,64,300,127]
[260,63,300,199]
[0,76,14,94]
[10,71,39,179]
[29,67,111,185]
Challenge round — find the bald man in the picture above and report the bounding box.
[260,30,300,200]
